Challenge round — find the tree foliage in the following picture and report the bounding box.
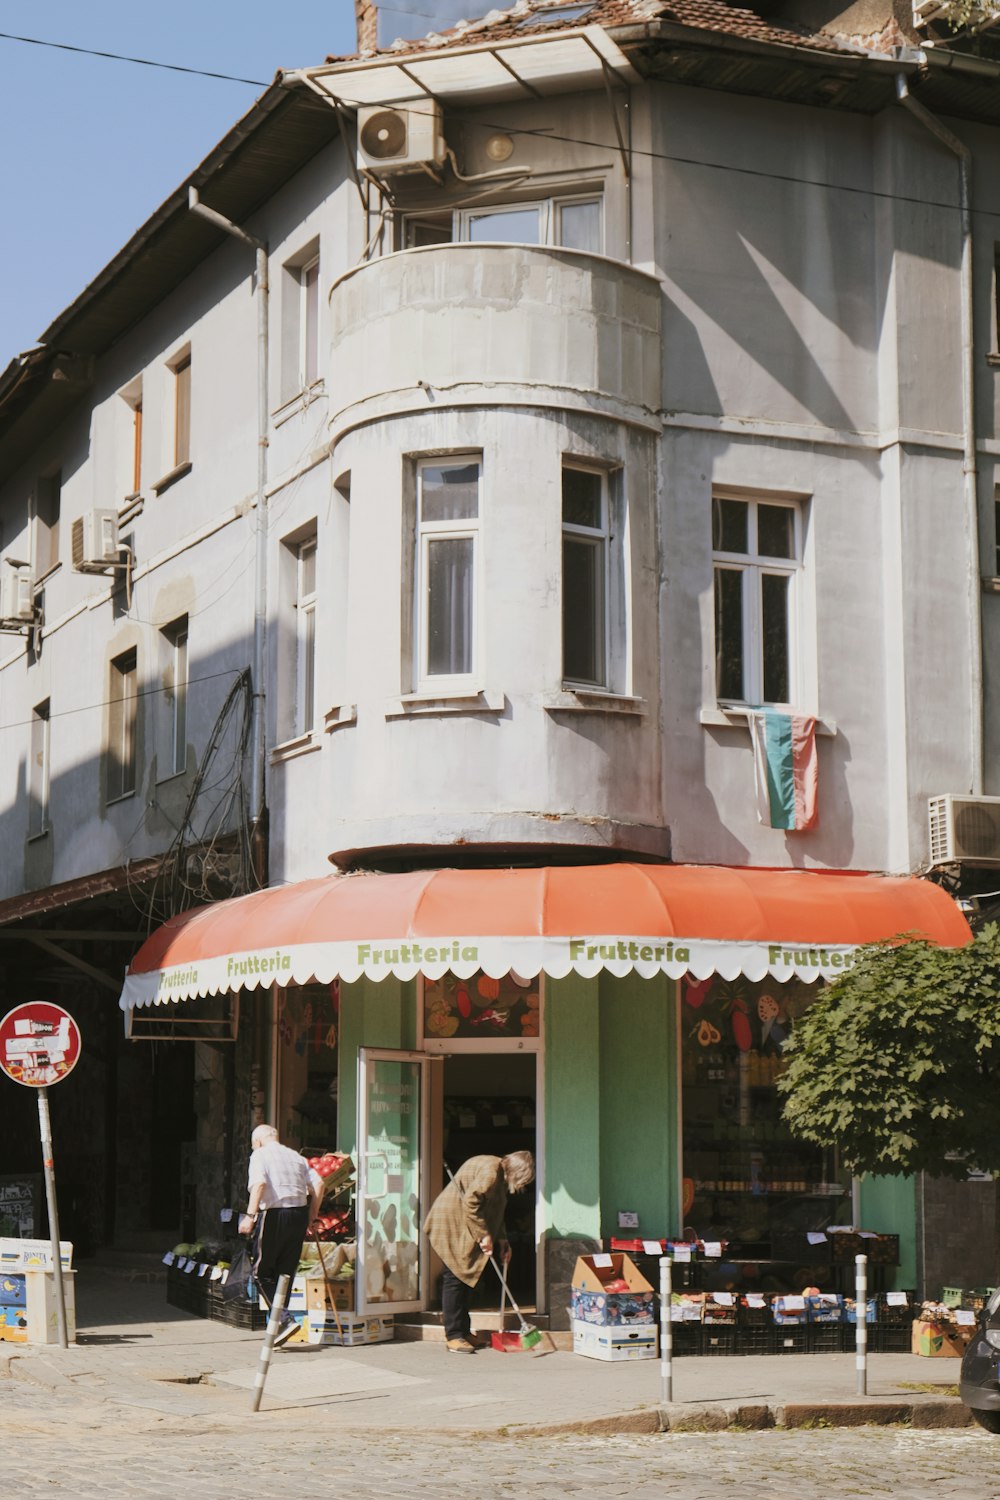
[938,0,1000,30]
[778,923,1000,1179]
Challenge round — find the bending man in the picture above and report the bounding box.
[423,1150,535,1354]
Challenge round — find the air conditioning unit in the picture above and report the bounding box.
[929,794,1000,865]
[71,509,120,572]
[357,100,445,174]
[0,563,34,625]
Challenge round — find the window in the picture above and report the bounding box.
[28,700,50,837]
[33,471,61,578]
[562,467,609,688]
[712,496,801,707]
[295,537,317,735]
[416,459,480,687]
[163,618,188,775]
[300,257,320,389]
[131,398,143,496]
[405,195,603,255]
[108,649,138,800]
[172,352,191,467]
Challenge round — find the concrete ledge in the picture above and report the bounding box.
[780,1403,912,1428]
[911,1402,973,1428]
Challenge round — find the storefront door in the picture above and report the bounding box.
[356,1048,430,1316]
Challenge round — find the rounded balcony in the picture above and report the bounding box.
[327,243,662,443]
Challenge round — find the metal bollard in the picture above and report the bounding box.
[251,1272,291,1413]
[855,1254,868,1396]
[659,1256,673,1407]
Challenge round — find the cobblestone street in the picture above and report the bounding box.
[3,1372,1000,1500]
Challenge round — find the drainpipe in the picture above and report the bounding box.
[895,76,984,796]
[187,187,271,875]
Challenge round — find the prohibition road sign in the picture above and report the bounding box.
[0,1003,81,1088]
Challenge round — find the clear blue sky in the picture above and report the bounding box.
[1,4,358,363]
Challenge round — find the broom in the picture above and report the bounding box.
[489,1250,542,1352]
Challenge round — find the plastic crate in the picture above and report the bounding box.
[665,1322,700,1356]
[941,1287,963,1308]
[871,1325,911,1354]
[209,1296,269,1331]
[877,1293,912,1327]
[702,1295,738,1325]
[701,1326,737,1357]
[738,1297,771,1328]
[772,1326,809,1354]
[807,1324,843,1354]
[962,1287,997,1313]
[737,1325,775,1356]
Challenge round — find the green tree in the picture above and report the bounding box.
[778,923,1000,1178]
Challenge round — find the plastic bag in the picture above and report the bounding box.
[221,1241,256,1304]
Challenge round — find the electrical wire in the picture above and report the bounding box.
[2,27,1000,224]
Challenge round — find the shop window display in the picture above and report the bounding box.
[277,982,339,1148]
[422,971,540,1041]
[681,973,847,1291]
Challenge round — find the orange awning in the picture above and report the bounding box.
[119,863,970,1010]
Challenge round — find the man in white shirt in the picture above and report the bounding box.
[239,1124,324,1346]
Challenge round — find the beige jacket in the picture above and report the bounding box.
[423,1155,508,1288]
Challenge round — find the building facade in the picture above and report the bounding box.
[2,0,999,1307]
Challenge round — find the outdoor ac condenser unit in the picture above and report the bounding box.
[0,563,34,625]
[357,100,445,174]
[71,509,120,572]
[928,794,1000,865]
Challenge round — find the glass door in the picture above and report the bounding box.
[356,1048,430,1317]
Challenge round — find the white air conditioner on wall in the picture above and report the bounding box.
[928,794,1000,865]
[71,509,120,572]
[0,562,34,626]
[357,100,445,174]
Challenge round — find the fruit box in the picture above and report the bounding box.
[570,1253,655,1326]
[911,1319,972,1358]
[572,1318,658,1362]
[307,1313,394,1347]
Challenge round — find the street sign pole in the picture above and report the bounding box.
[36,1085,69,1349]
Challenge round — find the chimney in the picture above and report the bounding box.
[355,0,379,52]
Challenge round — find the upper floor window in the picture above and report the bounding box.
[712,496,801,707]
[162,617,188,776]
[28,700,51,838]
[33,470,61,579]
[295,536,317,735]
[416,458,480,688]
[131,396,143,496]
[171,351,191,468]
[562,466,608,689]
[280,243,321,404]
[108,648,138,801]
[405,195,603,256]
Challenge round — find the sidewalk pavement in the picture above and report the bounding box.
[0,1261,972,1435]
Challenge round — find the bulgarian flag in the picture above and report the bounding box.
[748,709,818,831]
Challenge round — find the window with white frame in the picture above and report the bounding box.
[163,617,188,776]
[28,700,50,837]
[405,194,603,255]
[171,350,191,468]
[108,649,138,800]
[562,466,609,688]
[415,459,480,688]
[295,536,317,734]
[300,256,320,389]
[712,495,801,707]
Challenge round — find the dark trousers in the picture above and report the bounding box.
[253,1205,309,1312]
[441,1266,474,1341]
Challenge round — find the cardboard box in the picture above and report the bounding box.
[570,1254,655,1326]
[307,1312,394,1347]
[0,1273,27,1306]
[572,1318,658,1361]
[0,1302,28,1342]
[911,1319,972,1358]
[0,1238,72,1272]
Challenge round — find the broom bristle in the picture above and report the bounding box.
[520,1326,543,1348]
